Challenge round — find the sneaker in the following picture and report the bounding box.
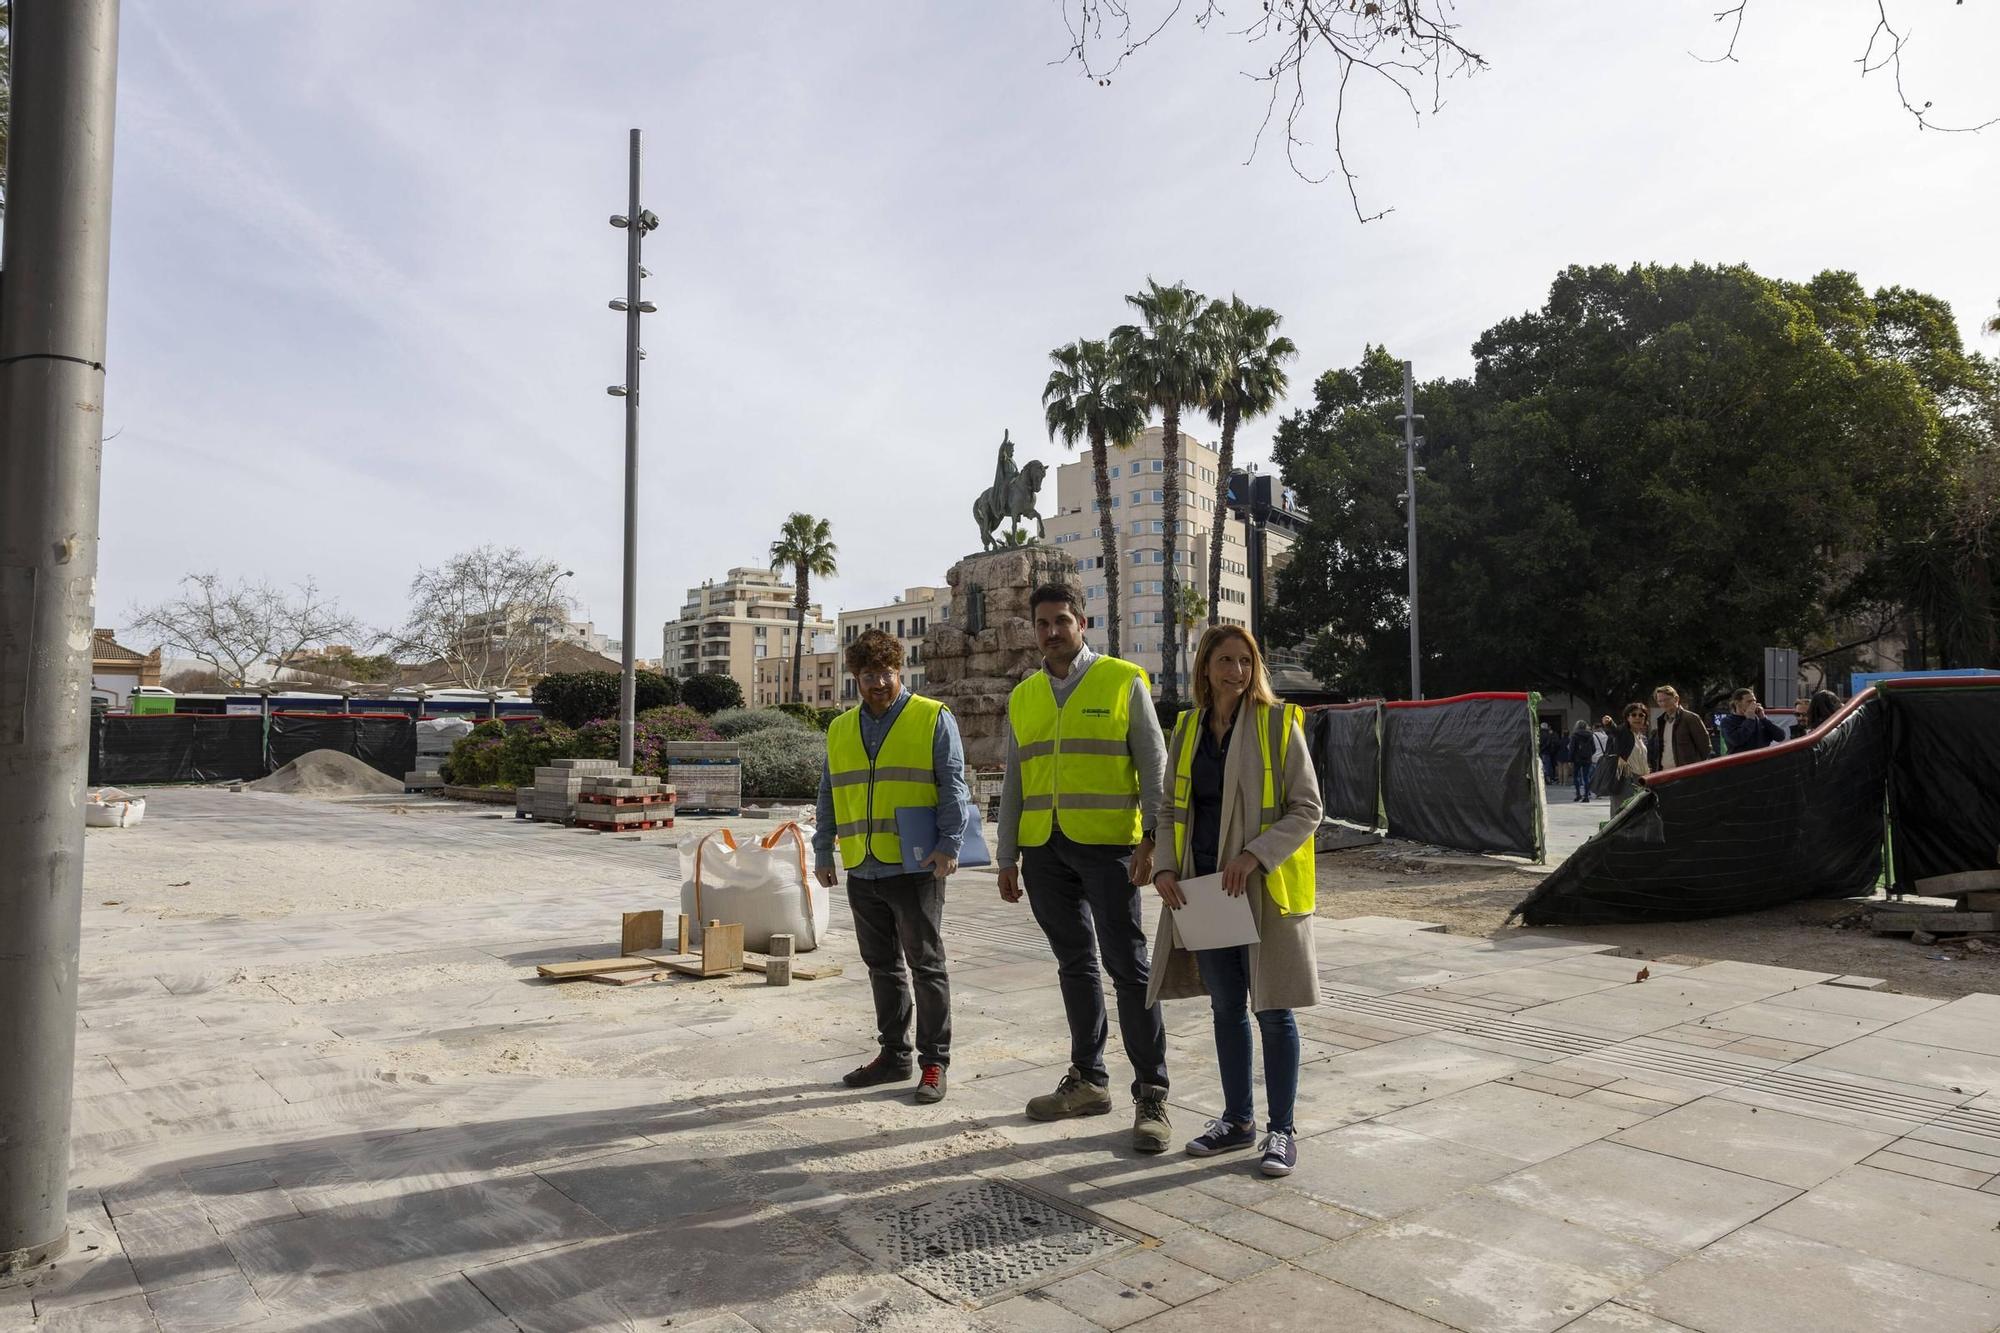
[842,1053,913,1088]
[1185,1119,1256,1157]
[1026,1067,1113,1121]
[1132,1085,1172,1154]
[914,1064,947,1104]
[1259,1130,1298,1177]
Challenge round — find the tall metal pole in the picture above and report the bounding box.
[0,0,122,1276]
[1399,361,1423,701]
[617,130,642,769]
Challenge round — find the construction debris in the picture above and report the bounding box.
[663,921,744,978]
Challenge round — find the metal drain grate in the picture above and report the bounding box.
[1318,989,1613,1058]
[948,920,1056,958]
[841,1179,1135,1306]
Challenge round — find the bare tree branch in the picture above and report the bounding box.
[126,575,370,686]
[1692,3,1748,64]
[1058,0,1486,223]
[395,546,574,688]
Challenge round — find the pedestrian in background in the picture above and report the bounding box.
[1647,685,1711,771]
[1718,687,1787,754]
[1570,720,1598,803]
[1803,689,1842,734]
[1540,723,1560,785]
[1610,702,1652,808]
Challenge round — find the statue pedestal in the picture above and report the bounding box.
[921,546,1078,769]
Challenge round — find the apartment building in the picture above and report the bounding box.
[835,585,950,704]
[663,567,833,701]
[1042,426,1266,691]
[752,633,842,707]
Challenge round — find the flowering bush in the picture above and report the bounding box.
[440,720,508,786]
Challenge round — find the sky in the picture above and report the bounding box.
[96,1,2000,659]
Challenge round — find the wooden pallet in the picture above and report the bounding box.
[574,816,674,832]
[578,792,676,807]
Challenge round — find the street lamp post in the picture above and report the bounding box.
[606,130,659,771]
[1397,360,1425,701]
[0,0,122,1276]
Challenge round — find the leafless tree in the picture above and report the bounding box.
[126,574,370,686]
[395,546,574,688]
[1057,1,1991,221]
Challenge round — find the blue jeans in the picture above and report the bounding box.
[1194,945,1299,1133]
[1573,760,1594,799]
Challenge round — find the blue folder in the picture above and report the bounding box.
[896,802,992,872]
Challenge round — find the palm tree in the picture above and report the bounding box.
[1174,582,1204,695]
[1201,297,1296,627]
[1044,338,1147,657]
[769,513,837,704]
[1113,278,1217,704]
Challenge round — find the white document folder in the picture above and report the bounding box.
[1163,872,1261,951]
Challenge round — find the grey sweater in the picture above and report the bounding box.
[996,643,1169,866]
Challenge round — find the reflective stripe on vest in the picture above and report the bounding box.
[827,695,945,868]
[1168,702,1316,916]
[1008,656,1148,847]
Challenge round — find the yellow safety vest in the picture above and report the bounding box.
[1008,655,1148,848]
[827,694,945,868]
[1167,702,1315,916]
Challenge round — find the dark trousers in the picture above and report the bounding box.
[1021,829,1169,1095]
[1195,945,1299,1133]
[846,873,951,1068]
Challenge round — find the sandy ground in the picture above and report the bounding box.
[1321,841,2000,1000]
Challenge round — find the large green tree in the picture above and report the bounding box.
[768,513,837,704]
[1113,279,1217,705]
[1201,296,1296,627]
[1271,263,1997,709]
[1044,337,1147,657]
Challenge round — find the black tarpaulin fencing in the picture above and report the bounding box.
[1512,690,1893,926]
[268,713,415,779]
[1380,693,1543,859]
[1312,703,1383,828]
[1886,680,2000,893]
[89,714,267,785]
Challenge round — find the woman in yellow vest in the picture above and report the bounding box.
[1148,624,1321,1177]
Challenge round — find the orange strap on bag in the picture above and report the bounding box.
[688,822,815,926]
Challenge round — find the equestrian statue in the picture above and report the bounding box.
[973,429,1047,550]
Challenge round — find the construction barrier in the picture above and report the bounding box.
[1307,692,1543,861]
[88,711,416,786]
[1509,679,2000,925]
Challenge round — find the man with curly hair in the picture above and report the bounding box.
[814,628,968,1104]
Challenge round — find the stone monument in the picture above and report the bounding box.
[923,432,1075,768]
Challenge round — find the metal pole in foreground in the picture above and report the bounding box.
[617,130,643,769]
[0,0,122,1276]
[1398,360,1423,701]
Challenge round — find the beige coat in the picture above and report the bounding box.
[1144,705,1323,1013]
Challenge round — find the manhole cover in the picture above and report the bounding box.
[841,1178,1137,1306]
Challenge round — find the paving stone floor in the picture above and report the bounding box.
[5,789,2000,1331]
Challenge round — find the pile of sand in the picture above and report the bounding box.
[248,749,405,797]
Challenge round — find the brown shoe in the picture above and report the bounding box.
[842,1053,913,1088]
[1026,1067,1113,1121]
[1132,1085,1172,1154]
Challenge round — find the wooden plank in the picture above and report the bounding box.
[676,913,690,956]
[588,970,666,986]
[703,922,744,975]
[535,955,661,980]
[1915,869,2000,898]
[621,910,664,955]
[744,956,844,981]
[1873,911,1998,934]
[1963,891,2000,913]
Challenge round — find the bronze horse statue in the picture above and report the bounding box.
[973,458,1047,550]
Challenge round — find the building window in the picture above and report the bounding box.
[1150,489,1164,503]
[896,618,906,638]
[1110,465,1120,478]
[1149,459,1164,473]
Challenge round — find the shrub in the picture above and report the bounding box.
[774,700,829,730]
[681,671,744,715]
[440,719,507,786]
[738,725,826,800]
[710,706,815,739]
[815,706,844,730]
[497,717,575,787]
[532,670,677,727]
[633,705,721,775]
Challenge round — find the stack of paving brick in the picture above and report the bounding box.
[522,757,622,823]
[664,741,743,816]
[574,773,676,831]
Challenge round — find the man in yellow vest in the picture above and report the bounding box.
[997,583,1173,1152]
[814,629,968,1104]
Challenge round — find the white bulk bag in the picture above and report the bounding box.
[679,821,829,952]
[86,787,146,828]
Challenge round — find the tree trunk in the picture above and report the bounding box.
[1091,423,1122,657]
[1160,402,1182,705]
[792,568,808,704]
[1208,400,1238,628]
